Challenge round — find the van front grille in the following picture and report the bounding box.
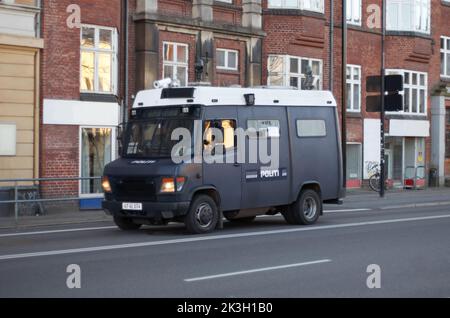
[110,177,157,202]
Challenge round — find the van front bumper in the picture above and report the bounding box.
[102,200,190,219]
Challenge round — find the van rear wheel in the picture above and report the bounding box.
[113,216,142,231]
[283,189,321,225]
[184,195,219,234]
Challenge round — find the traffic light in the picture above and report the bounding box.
[366,75,404,112]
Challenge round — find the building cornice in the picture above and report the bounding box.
[134,12,266,38]
[0,33,43,49]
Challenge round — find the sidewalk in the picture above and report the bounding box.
[341,187,450,210]
[1,187,450,230]
[0,210,112,230]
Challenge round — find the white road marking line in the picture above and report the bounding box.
[324,208,372,213]
[184,259,332,282]
[0,226,117,238]
[1,214,450,261]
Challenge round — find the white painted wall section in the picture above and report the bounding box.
[363,119,381,179]
[43,99,120,126]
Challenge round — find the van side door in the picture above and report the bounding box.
[202,106,242,211]
[237,106,290,209]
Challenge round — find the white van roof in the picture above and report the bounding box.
[132,87,337,108]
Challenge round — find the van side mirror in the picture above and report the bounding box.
[117,123,124,156]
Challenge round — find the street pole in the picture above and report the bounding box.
[380,0,386,198]
[342,0,347,189]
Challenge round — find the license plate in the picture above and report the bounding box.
[122,203,143,211]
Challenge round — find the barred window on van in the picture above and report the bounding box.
[296,120,326,137]
[247,120,280,138]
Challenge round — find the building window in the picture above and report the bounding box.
[441,36,450,78]
[386,69,427,115]
[217,49,238,71]
[346,65,361,112]
[80,25,118,94]
[0,123,16,156]
[268,0,324,13]
[268,55,323,90]
[346,0,362,25]
[387,0,430,34]
[163,42,188,86]
[80,127,114,196]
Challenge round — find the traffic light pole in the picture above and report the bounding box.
[380,0,386,198]
[342,0,347,189]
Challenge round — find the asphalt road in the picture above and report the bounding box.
[0,203,449,298]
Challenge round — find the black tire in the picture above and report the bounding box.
[369,174,380,192]
[225,216,257,223]
[282,189,322,225]
[113,216,142,231]
[184,195,219,234]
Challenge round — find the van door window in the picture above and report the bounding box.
[247,120,280,138]
[204,119,236,155]
[296,119,327,137]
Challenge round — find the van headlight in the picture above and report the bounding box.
[160,177,186,193]
[102,176,112,193]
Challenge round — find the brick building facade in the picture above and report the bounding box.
[40,0,126,206]
[37,0,450,205]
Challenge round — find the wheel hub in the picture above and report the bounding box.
[195,203,214,228]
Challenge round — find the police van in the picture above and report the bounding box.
[102,81,345,234]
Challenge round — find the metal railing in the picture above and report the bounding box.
[0,176,102,226]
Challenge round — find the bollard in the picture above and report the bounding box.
[14,182,18,228]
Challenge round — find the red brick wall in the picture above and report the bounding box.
[159,0,192,18]
[40,0,127,196]
[41,0,123,100]
[213,3,242,26]
[40,125,79,197]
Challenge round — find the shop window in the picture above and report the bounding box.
[80,127,113,195]
[347,143,362,181]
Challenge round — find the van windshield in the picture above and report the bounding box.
[123,119,193,159]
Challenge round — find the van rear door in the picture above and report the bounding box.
[237,106,290,209]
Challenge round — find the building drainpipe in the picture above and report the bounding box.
[122,0,129,125]
[329,0,334,91]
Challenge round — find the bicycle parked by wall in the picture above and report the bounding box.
[367,163,388,192]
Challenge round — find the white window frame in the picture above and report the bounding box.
[80,24,118,95]
[216,0,232,3]
[79,126,116,198]
[346,0,362,26]
[387,0,430,34]
[441,36,450,79]
[216,49,239,71]
[162,42,189,86]
[346,64,361,112]
[386,69,428,116]
[267,0,324,13]
[267,54,323,90]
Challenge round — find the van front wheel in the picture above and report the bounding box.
[185,195,219,234]
[283,189,321,225]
